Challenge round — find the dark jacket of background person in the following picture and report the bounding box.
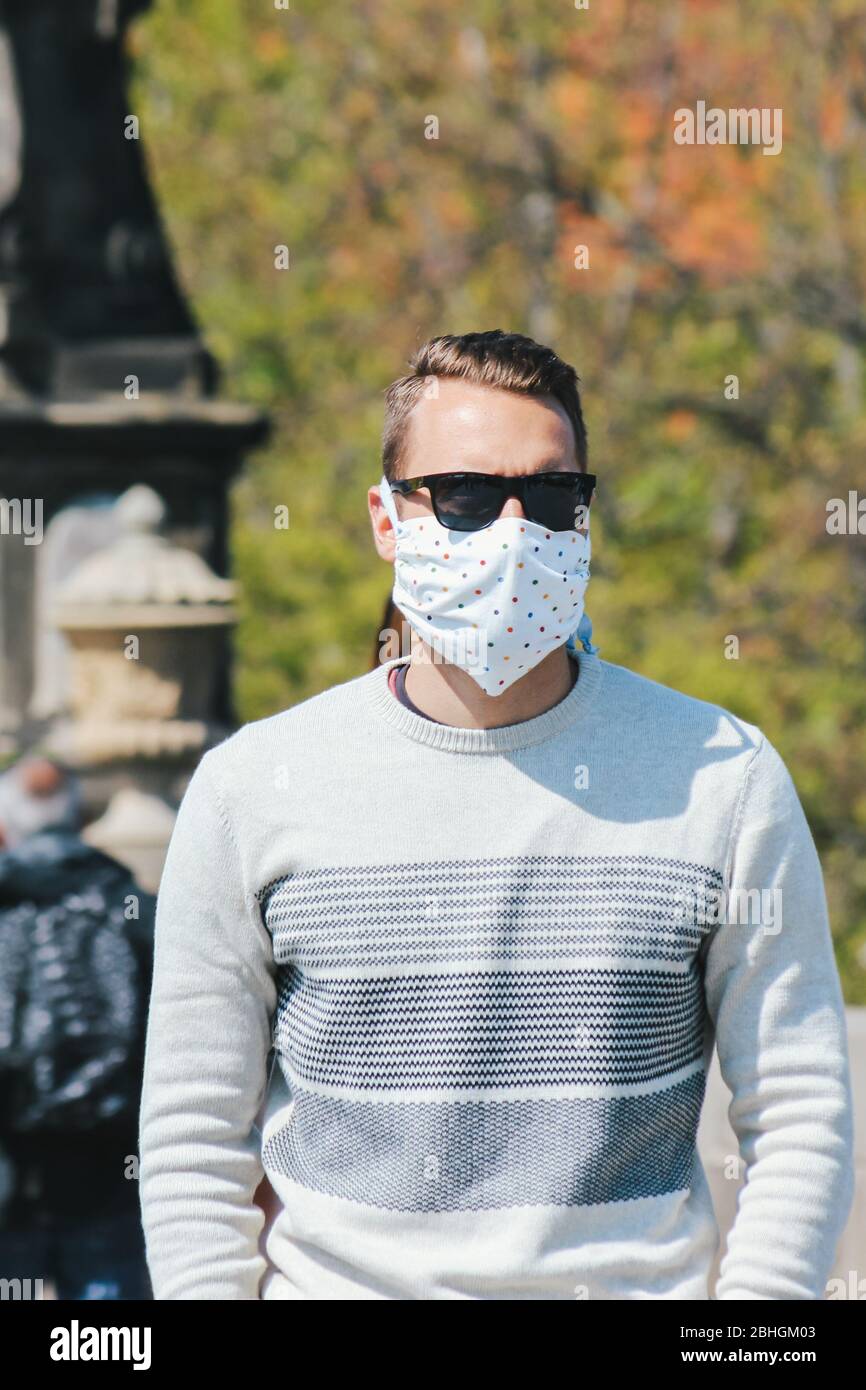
[0,829,155,1211]
[0,817,155,1297]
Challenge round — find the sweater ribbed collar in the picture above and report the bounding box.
[363,649,604,754]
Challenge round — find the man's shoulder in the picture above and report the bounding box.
[198,664,383,778]
[594,655,765,757]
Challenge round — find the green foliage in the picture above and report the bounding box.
[131,0,866,999]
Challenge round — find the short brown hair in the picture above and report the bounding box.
[381,330,588,480]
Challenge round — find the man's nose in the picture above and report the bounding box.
[499,495,526,520]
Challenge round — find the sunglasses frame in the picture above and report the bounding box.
[388,470,598,533]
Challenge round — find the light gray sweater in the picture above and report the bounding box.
[138,650,854,1299]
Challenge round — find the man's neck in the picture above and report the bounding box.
[402,641,578,729]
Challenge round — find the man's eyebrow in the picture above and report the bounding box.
[524,461,581,474]
[455,459,578,473]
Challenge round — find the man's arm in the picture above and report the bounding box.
[704,732,855,1300]
[138,750,277,1299]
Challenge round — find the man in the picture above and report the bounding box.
[0,756,154,1300]
[139,329,854,1300]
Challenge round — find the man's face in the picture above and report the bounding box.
[370,379,583,559]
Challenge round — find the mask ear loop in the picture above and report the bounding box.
[567,612,599,656]
[378,476,414,663]
[378,474,402,532]
[567,496,597,656]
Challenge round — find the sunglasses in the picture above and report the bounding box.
[388,470,597,533]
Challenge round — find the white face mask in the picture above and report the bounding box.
[379,475,595,696]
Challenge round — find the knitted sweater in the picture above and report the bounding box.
[138,651,854,1300]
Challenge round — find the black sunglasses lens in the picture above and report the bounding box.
[431,476,504,531]
[424,473,595,531]
[524,476,594,529]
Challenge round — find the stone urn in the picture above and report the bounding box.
[49,483,236,779]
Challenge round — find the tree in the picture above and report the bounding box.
[131,0,866,997]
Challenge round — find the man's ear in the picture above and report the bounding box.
[368,483,397,562]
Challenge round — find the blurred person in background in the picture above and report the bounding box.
[0,755,155,1299]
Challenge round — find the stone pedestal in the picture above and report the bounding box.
[45,483,237,866]
[81,787,180,895]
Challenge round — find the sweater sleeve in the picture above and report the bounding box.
[138,749,278,1299]
[704,733,855,1300]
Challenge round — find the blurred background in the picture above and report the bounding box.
[136,0,866,1001]
[0,0,864,1298]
